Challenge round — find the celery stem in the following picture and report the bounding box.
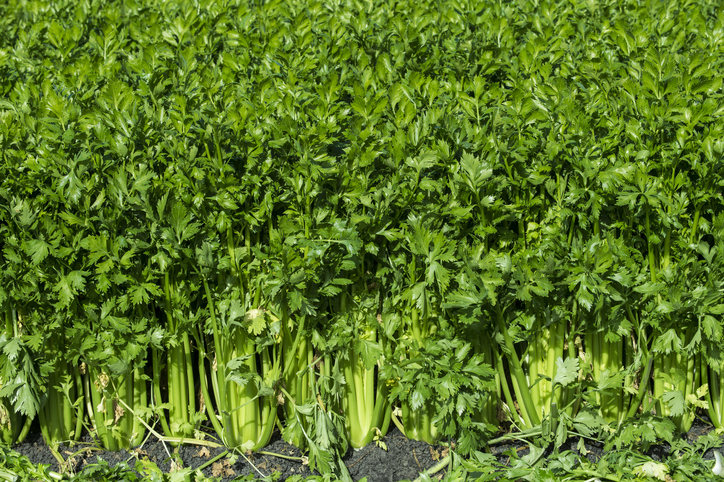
[152,348,172,437]
[645,207,657,283]
[197,335,225,444]
[496,307,540,427]
[626,356,653,419]
[183,333,196,424]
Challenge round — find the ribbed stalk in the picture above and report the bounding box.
[204,278,230,445]
[281,302,310,448]
[195,327,225,443]
[38,329,82,448]
[652,327,700,433]
[152,347,172,437]
[131,366,147,446]
[235,331,260,445]
[1,306,29,445]
[202,278,277,450]
[342,333,390,448]
[338,290,391,448]
[255,347,279,450]
[400,277,440,443]
[39,364,80,447]
[164,271,194,437]
[85,366,147,450]
[495,307,540,428]
[401,400,437,443]
[703,360,724,429]
[585,328,625,424]
[473,333,499,427]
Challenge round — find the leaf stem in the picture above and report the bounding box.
[411,455,450,482]
[626,356,653,419]
[495,307,540,427]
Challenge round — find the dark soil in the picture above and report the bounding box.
[10,417,724,481]
[11,423,446,482]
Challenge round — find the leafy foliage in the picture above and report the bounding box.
[1,0,724,478]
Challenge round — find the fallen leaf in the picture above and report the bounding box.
[429,447,440,461]
[114,399,124,424]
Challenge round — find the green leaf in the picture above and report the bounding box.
[633,461,669,481]
[410,390,425,410]
[354,338,383,371]
[26,238,51,265]
[596,369,625,392]
[652,329,682,355]
[572,410,605,438]
[54,270,88,307]
[662,390,686,417]
[244,309,268,336]
[552,357,579,388]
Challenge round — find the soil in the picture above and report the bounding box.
[11,423,446,482]
[10,417,724,481]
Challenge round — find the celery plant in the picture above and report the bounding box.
[281,309,314,448]
[260,218,319,449]
[570,236,638,425]
[148,197,205,439]
[33,311,84,448]
[84,365,147,450]
[438,247,503,438]
[652,348,700,432]
[0,307,32,445]
[470,332,500,429]
[584,328,627,424]
[335,288,391,449]
[705,363,724,430]
[396,226,448,444]
[74,219,153,450]
[199,277,279,451]
[702,216,724,430]
[39,354,83,447]
[192,213,280,451]
[151,268,200,439]
[79,301,149,450]
[647,249,709,433]
[0,198,83,448]
[387,218,500,447]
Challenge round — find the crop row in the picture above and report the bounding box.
[1,0,724,479]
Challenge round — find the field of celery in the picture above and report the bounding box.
[1,0,724,480]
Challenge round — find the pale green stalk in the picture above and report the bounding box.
[703,361,724,429]
[495,306,540,428]
[652,326,700,432]
[1,306,31,445]
[162,271,195,438]
[202,276,278,451]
